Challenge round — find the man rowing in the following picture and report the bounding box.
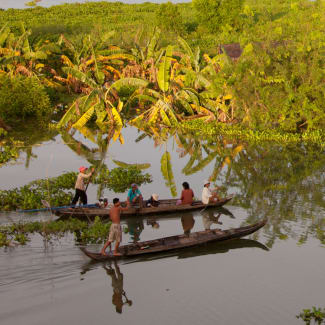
[71,166,94,206]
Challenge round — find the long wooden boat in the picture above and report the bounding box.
[80,217,267,261]
[56,197,233,219]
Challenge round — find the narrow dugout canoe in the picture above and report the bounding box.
[80,217,267,261]
[55,196,233,219]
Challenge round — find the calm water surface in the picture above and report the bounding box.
[0,126,325,325]
[0,0,189,10]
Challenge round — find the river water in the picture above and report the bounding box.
[0,0,189,10]
[0,126,325,325]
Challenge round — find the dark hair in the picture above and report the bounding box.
[182,182,189,189]
[113,198,119,204]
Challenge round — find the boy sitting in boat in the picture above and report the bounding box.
[101,198,128,256]
[127,183,144,208]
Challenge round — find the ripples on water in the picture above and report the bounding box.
[1,209,325,325]
[0,124,325,324]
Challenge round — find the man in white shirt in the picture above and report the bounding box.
[201,180,220,204]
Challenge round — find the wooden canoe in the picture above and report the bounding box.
[80,217,267,261]
[56,196,233,219]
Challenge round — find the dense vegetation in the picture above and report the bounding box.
[0,167,152,211]
[0,0,324,149]
[0,216,114,247]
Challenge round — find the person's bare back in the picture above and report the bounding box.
[109,206,122,224]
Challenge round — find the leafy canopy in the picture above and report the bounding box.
[192,0,244,32]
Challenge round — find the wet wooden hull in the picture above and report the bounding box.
[56,197,233,219]
[80,218,267,261]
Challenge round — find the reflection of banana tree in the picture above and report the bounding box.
[161,150,177,197]
[61,128,114,199]
[60,130,99,166]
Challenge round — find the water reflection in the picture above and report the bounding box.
[201,210,223,230]
[103,261,132,314]
[127,219,144,242]
[146,219,160,229]
[124,238,269,264]
[181,213,195,235]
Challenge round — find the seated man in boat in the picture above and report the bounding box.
[179,182,194,205]
[145,193,160,207]
[127,183,143,208]
[201,180,221,204]
[101,198,128,256]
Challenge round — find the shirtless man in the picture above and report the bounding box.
[101,198,128,256]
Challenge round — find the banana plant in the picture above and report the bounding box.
[124,27,164,83]
[129,45,213,131]
[0,24,52,78]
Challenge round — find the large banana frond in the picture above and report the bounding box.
[72,106,95,129]
[177,36,193,60]
[161,151,177,197]
[158,45,173,93]
[109,77,148,92]
[75,126,97,143]
[113,160,151,170]
[0,26,10,47]
[57,92,98,128]
[147,27,161,60]
[62,66,98,88]
[111,106,123,128]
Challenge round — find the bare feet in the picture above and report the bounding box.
[113,252,122,256]
[101,249,108,256]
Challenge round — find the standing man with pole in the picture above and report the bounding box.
[71,166,95,206]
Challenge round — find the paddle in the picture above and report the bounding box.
[85,167,95,193]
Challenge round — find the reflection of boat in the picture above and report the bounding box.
[80,218,267,261]
[125,238,269,263]
[56,197,233,219]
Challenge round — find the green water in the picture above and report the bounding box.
[0,126,324,324]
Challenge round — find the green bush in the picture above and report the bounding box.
[0,75,51,124]
[193,0,244,32]
[155,2,184,34]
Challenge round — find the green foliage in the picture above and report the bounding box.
[193,0,244,32]
[297,307,325,325]
[93,166,152,193]
[160,151,177,197]
[0,139,21,165]
[0,216,111,247]
[155,2,184,34]
[0,75,51,124]
[0,172,77,211]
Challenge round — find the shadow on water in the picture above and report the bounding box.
[79,238,268,313]
[80,238,268,268]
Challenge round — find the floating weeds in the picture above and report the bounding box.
[0,216,111,247]
[296,307,325,325]
[0,172,77,211]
